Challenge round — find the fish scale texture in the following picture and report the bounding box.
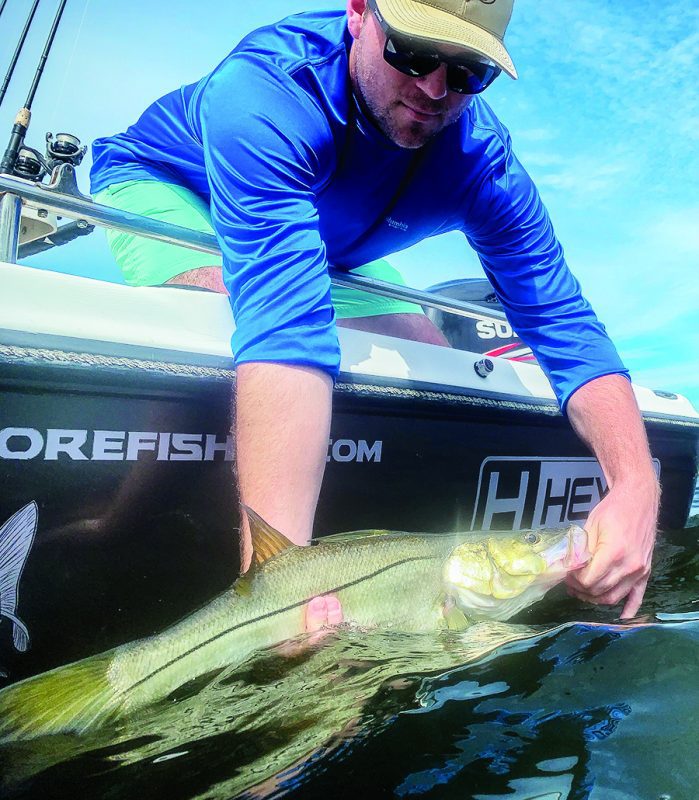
[0,527,578,741]
[112,533,460,710]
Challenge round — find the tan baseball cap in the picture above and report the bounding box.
[372,0,518,79]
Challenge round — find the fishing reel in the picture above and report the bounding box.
[9,132,86,181]
[12,145,48,181]
[6,130,93,254]
[45,132,86,171]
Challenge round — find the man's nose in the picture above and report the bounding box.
[415,64,448,100]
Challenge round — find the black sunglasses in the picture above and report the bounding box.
[368,2,501,94]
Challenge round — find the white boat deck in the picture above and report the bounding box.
[3,261,697,419]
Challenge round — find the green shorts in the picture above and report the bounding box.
[94,179,424,319]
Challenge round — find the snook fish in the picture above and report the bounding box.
[0,508,589,742]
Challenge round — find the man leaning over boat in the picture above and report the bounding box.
[89,0,660,620]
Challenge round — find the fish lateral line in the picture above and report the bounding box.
[124,553,436,695]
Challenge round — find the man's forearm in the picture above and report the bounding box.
[566,374,658,492]
[235,362,333,568]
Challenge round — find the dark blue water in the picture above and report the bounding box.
[2,516,698,799]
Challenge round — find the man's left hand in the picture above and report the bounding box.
[566,478,659,618]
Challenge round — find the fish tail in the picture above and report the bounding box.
[0,651,119,742]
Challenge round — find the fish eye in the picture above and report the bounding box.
[523,532,540,545]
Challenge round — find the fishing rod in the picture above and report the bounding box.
[25,0,68,111]
[0,0,42,109]
[0,0,69,176]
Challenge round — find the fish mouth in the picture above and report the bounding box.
[542,526,590,572]
[444,526,591,617]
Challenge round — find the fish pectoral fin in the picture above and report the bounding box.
[441,596,471,631]
[241,505,297,568]
[443,607,470,631]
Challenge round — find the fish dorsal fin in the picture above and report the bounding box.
[241,505,296,568]
[318,529,398,544]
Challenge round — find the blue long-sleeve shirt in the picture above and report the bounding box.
[90,10,628,409]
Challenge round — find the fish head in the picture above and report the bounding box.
[443,525,590,621]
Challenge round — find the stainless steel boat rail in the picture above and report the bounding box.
[0,189,21,263]
[0,172,506,321]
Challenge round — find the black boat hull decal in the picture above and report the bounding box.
[0,502,38,657]
[473,457,661,531]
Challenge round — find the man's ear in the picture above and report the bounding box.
[347,0,369,40]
